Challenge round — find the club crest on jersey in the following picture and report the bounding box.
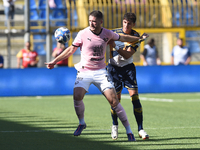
[103,38,108,42]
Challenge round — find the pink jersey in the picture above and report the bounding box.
[73,27,119,71]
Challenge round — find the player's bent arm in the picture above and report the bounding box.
[171,56,174,65]
[185,56,191,65]
[118,33,149,43]
[52,45,77,63]
[117,47,136,59]
[17,57,21,68]
[140,54,148,66]
[119,34,140,42]
[45,45,77,69]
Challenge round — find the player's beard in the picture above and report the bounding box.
[90,26,96,32]
[90,25,101,34]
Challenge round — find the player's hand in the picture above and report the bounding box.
[139,33,149,42]
[58,40,65,45]
[45,61,56,69]
[108,40,116,47]
[115,41,125,49]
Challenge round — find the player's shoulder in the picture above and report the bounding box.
[112,28,123,34]
[79,27,90,34]
[144,44,149,48]
[32,50,38,54]
[21,49,27,53]
[130,29,140,37]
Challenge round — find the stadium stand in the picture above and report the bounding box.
[0,0,200,68]
[30,0,37,9]
[38,0,46,9]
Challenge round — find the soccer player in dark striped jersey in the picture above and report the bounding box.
[107,12,149,140]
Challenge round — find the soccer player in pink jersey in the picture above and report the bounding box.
[46,10,148,141]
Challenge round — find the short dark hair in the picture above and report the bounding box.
[178,38,183,41]
[148,38,155,45]
[89,10,103,20]
[123,13,136,24]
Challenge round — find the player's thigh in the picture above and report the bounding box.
[124,65,138,90]
[107,64,123,93]
[73,87,87,100]
[74,71,92,92]
[128,89,138,96]
[103,88,119,108]
[93,69,115,93]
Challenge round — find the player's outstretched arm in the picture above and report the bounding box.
[118,33,149,43]
[45,45,77,69]
[138,33,149,42]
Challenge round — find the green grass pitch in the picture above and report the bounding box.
[0,93,200,150]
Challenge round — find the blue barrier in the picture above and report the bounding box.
[0,65,200,97]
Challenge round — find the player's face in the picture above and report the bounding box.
[122,19,135,34]
[89,15,102,33]
[177,39,183,46]
[25,42,31,50]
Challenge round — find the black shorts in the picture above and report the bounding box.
[107,63,138,93]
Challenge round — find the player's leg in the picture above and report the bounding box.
[128,89,149,139]
[104,88,136,141]
[73,87,87,136]
[110,92,120,139]
[10,5,15,26]
[122,63,149,140]
[4,7,9,27]
[95,69,135,141]
[106,64,122,139]
[73,71,91,136]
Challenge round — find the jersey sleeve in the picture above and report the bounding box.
[16,50,23,58]
[142,48,147,56]
[187,48,191,56]
[110,30,120,41]
[72,30,83,47]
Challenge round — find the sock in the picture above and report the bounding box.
[131,94,143,131]
[111,107,118,125]
[79,118,85,125]
[114,103,130,130]
[125,125,133,134]
[74,100,85,125]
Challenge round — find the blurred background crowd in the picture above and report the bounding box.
[0,0,199,69]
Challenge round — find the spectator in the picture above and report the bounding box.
[0,54,4,68]
[52,42,68,67]
[49,0,56,8]
[171,38,191,65]
[16,41,39,69]
[3,0,16,33]
[140,38,161,66]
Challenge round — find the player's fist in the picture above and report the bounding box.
[45,61,56,69]
[115,41,125,49]
[140,33,149,42]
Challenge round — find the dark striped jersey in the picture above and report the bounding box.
[109,28,140,67]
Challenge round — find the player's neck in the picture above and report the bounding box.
[90,28,102,35]
[123,29,131,35]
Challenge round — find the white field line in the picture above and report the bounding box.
[121,95,200,102]
[1,126,200,133]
